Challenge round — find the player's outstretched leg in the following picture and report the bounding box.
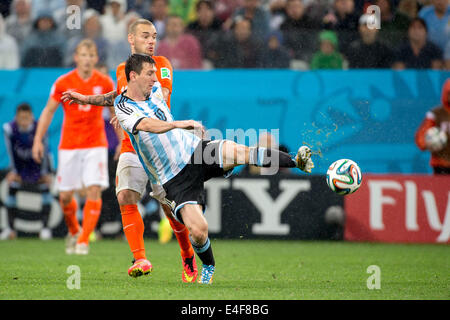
[221,141,314,173]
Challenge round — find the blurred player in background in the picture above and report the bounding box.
[115,53,314,283]
[32,39,115,254]
[415,79,450,174]
[61,19,198,282]
[1,103,53,240]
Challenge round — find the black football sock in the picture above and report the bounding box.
[249,147,296,168]
[190,236,215,266]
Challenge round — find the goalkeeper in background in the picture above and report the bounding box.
[415,79,450,174]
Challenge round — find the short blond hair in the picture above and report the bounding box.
[75,38,98,54]
[128,18,155,35]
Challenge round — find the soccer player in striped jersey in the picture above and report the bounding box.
[115,54,314,284]
[60,19,198,281]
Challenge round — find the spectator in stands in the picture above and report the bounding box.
[346,14,394,68]
[397,0,418,20]
[1,103,53,240]
[143,0,169,39]
[279,0,319,61]
[65,9,110,67]
[32,0,65,19]
[215,0,242,23]
[310,30,344,69]
[392,17,443,69]
[0,14,20,69]
[231,0,271,42]
[127,0,151,16]
[86,0,107,13]
[418,0,450,51]
[169,0,199,25]
[187,0,223,62]
[106,12,141,70]
[21,11,66,67]
[100,0,128,45]
[415,79,450,174]
[53,0,85,42]
[156,15,203,69]
[374,0,411,47]
[5,0,33,46]
[322,0,359,54]
[212,17,264,68]
[261,30,291,68]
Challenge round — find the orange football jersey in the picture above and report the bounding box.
[51,69,114,150]
[116,55,173,154]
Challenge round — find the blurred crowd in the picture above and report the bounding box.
[0,0,448,71]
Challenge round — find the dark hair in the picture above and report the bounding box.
[16,103,32,114]
[409,17,427,32]
[125,54,156,82]
[196,0,213,11]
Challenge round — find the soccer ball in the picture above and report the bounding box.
[425,127,447,152]
[326,159,362,195]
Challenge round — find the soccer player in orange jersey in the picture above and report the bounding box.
[32,39,114,255]
[61,19,198,282]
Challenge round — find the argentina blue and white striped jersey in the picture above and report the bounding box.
[114,82,201,185]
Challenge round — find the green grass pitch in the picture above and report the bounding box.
[0,238,448,300]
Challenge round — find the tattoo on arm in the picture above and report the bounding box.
[87,91,118,106]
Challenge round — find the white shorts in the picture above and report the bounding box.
[56,147,109,192]
[115,152,166,199]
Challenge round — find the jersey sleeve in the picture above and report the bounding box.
[156,56,173,93]
[115,99,146,135]
[50,76,65,102]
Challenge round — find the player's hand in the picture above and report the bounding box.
[177,120,205,137]
[110,116,121,130]
[32,140,44,164]
[62,91,88,105]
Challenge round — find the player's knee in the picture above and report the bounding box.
[59,192,73,207]
[86,185,102,200]
[189,220,208,244]
[117,189,140,205]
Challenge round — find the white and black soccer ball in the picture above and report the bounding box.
[425,127,447,152]
[326,159,362,195]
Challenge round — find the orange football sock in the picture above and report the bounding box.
[60,197,79,236]
[77,199,102,245]
[120,204,146,261]
[162,205,194,258]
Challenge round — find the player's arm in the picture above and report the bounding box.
[415,114,436,151]
[108,106,123,160]
[32,97,59,163]
[61,90,118,107]
[135,118,205,135]
[161,87,170,103]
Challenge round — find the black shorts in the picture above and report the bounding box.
[163,140,232,224]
